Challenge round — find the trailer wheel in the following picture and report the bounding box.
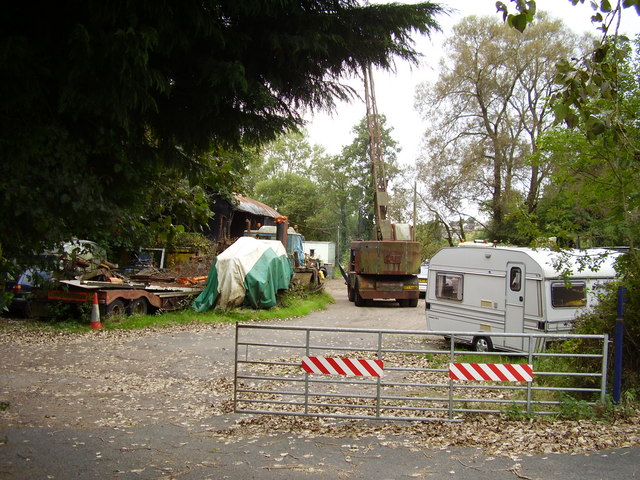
[128,297,148,316]
[105,299,126,318]
[472,336,493,353]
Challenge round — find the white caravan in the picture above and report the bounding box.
[425,246,619,352]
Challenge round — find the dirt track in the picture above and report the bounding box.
[2,279,640,480]
[0,278,428,431]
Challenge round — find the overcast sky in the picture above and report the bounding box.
[305,0,640,166]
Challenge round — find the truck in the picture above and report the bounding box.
[424,245,620,352]
[345,66,421,307]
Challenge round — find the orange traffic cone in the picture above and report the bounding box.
[90,292,102,330]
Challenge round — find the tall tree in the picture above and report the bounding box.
[414,13,579,241]
[254,172,322,238]
[0,0,443,263]
[526,37,640,248]
[247,129,325,192]
[252,130,326,237]
[309,154,357,260]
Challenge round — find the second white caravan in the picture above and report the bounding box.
[425,246,619,352]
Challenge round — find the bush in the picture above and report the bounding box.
[563,251,640,391]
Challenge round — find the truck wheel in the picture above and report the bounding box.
[128,298,148,316]
[105,299,126,317]
[348,286,355,302]
[354,282,365,307]
[408,298,419,308]
[472,336,493,353]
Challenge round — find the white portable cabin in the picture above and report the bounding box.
[303,241,336,266]
[425,246,619,352]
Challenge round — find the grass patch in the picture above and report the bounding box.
[1,290,335,333]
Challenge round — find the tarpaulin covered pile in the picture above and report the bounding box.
[192,237,293,311]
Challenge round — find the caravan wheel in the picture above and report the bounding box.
[472,336,493,353]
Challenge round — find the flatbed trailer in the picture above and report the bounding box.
[45,279,204,317]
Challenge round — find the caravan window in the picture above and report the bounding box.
[510,267,522,292]
[435,273,463,301]
[551,281,586,308]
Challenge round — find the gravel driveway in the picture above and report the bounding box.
[1,278,639,479]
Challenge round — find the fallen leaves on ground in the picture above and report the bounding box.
[1,320,639,459]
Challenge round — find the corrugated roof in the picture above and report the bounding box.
[234,194,280,218]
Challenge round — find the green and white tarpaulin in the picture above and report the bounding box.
[193,236,293,311]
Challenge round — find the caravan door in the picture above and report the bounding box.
[504,262,525,351]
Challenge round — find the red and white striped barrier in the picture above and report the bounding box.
[301,356,384,377]
[449,362,533,382]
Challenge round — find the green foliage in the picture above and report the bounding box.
[0,0,444,270]
[170,232,216,251]
[497,0,640,34]
[496,0,536,33]
[502,402,534,420]
[553,37,634,139]
[556,393,600,420]
[278,285,335,311]
[415,221,448,261]
[255,172,322,237]
[45,300,92,328]
[0,288,333,332]
[249,130,327,239]
[534,268,640,398]
[309,153,359,256]
[253,130,325,180]
[6,290,333,332]
[530,38,640,250]
[554,393,630,421]
[249,114,403,260]
[415,13,578,244]
[573,255,640,385]
[534,38,640,393]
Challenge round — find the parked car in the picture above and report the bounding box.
[5,268,52,317]
[418,262,429,298]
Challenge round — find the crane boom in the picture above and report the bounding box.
[343,65,422,308]
[364,65,393,241]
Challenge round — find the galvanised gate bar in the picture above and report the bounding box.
[234,324,609,421]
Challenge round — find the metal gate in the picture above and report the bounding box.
[234,324,609,421]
